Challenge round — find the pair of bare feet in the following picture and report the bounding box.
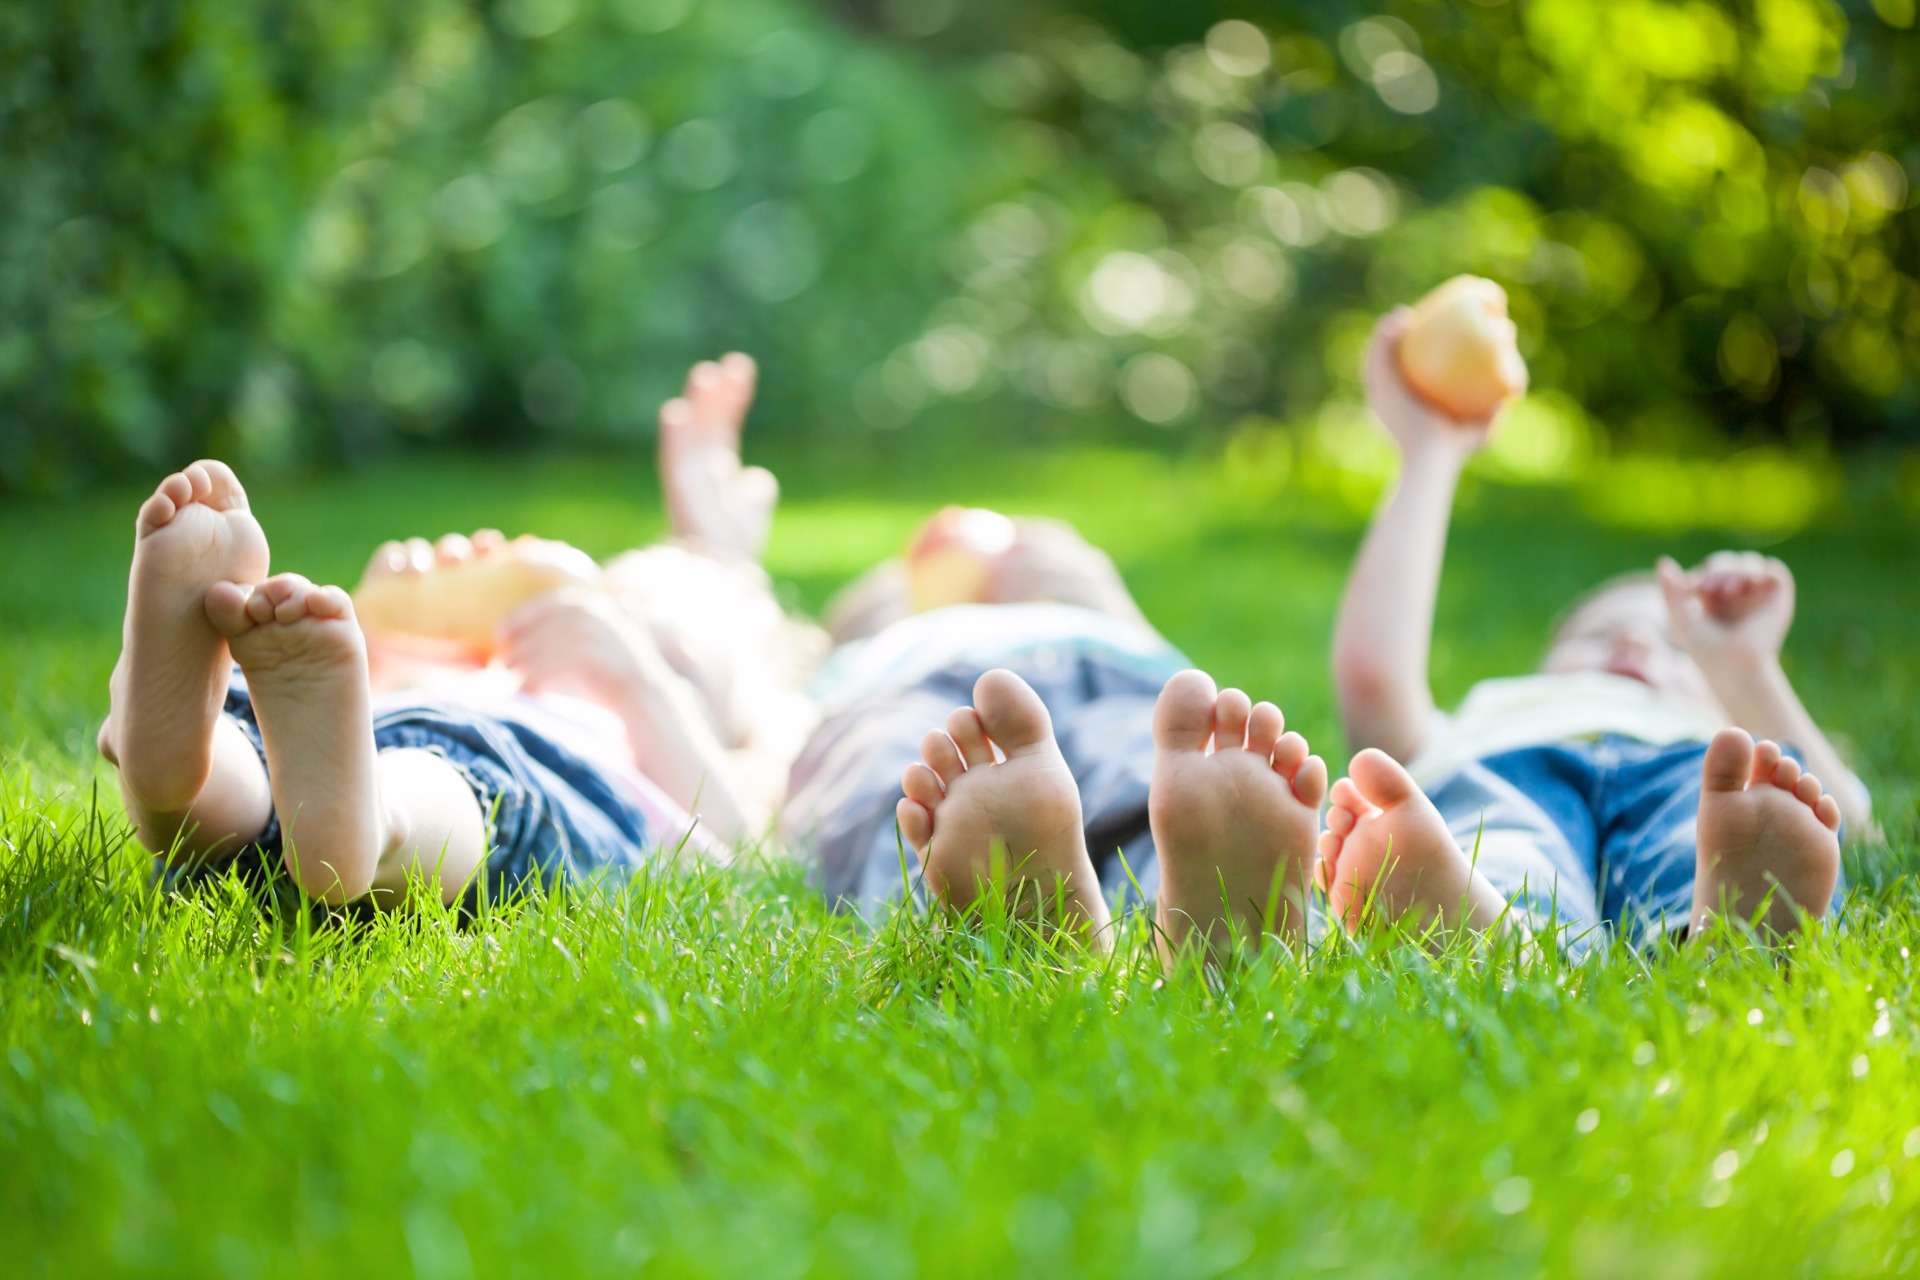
[896,669,1326,965]
[896,671,1845,962]
[101,353,782,896]
[98,461,393,899]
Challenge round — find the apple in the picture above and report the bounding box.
[1397,275,1529,423]
[905,506,1017,612]
[353,535,602,654]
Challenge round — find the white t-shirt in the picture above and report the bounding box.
[1407,671,1725,786]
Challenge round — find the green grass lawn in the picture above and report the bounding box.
[3,445,1918,1278]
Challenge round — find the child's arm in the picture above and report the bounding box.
[1658,553,1874,835]
[1332,310,1500,762]
[498,593,768,843]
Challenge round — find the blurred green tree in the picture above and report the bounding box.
[0,0,982,490]
[1,0,1914,492]
[849,0,1919,454]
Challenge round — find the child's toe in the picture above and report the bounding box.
[896,798,934,853]
[1347,748,1420,810]
[308,585,353,620]
[1703,727,1756,792]
[971,669,1055,755]
[919,731,965,785]
[1272,730,1310,776]
[257,573,311,622]
[137,489,180,535]
[944,706,995,766]
[1212,689,1252,749]
[1152,670,1219,754]
[903,762,946,812]
[1816,794,1842,831]
[204,582,255,636]
[1292,755,1328,808]
[1246,701,1283,758]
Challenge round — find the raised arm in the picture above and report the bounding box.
[1658,552,1875,837]
[498,591,768,844]
[1332,310,1500,762]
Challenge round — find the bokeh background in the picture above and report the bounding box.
[4,0,1918,514]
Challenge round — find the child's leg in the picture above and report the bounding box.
[367,747,491,907]
[657,352,778,560]
[100,461,272,857]
[205,572,487,906]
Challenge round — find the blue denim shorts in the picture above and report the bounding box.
[785,644,1179,918]
[1426,735,1846,953]
[158,671,668,907]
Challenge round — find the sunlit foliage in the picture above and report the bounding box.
[1,0,1914,490]
[869,0,1918,455]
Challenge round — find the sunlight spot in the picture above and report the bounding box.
[1712,1151,1739,1180]
[1575,1108,1600,1134]
[1490,1176,1531,1215]
[1118,353,1197,424]
[1852,1054,1870,1078]
[1205,21,1270,77]
[1632,1041,1655,1066]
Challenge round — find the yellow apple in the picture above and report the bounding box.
[1397,275,1529,423]
[905,506,1017,612]
[353,535,602,654]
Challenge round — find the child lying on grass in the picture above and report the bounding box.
[97,355,811,908]
[1316,307,1867,950]
[97,350,1237,922]
[783,535,1330,966]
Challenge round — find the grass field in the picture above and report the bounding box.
[3,444,1918,1278]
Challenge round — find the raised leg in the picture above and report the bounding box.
[658,352,779,560]
[207,572,487,906]
[100,461,272,856]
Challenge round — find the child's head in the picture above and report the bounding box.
[1541,572,1721,711]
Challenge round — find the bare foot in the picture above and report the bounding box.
[658,352,779,560]
[100,461,270,817]
[1148,670,1327,965]
[1692,728,1841,937]
[1319,749,1510,939]
[206,573,385,904]
[896,669,1111,941]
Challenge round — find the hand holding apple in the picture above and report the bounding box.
[1396,275,1528,424]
